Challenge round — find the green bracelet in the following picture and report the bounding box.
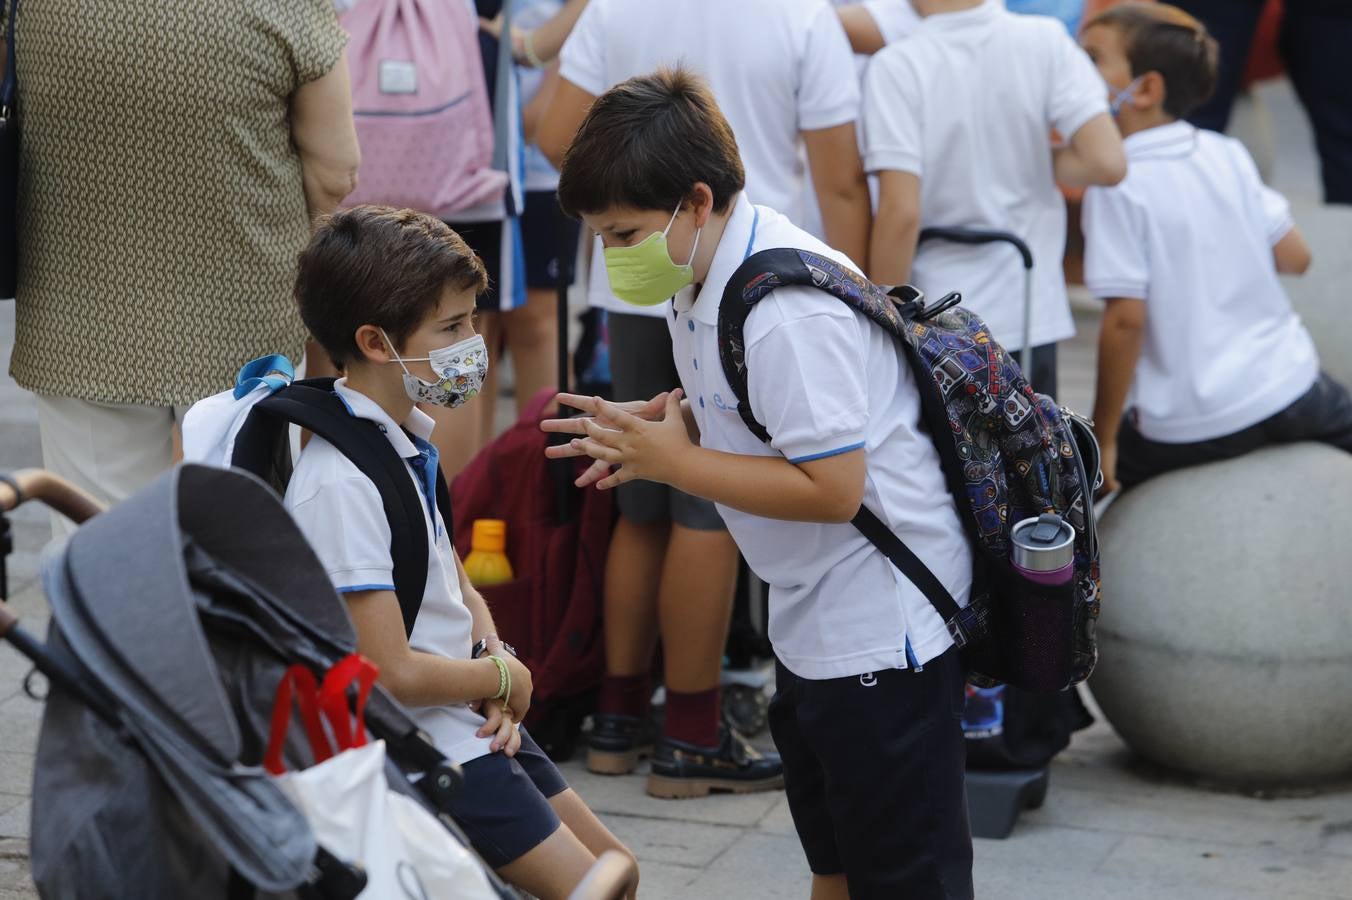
[522,29,546,69]
[487,655,511,703]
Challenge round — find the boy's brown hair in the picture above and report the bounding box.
[295,206,487,366]
[557,66,746,217]
[1085,2,1220,120]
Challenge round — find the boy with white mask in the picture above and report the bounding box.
[284,206,636,900]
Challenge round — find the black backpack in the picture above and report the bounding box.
[230,378,450,637]
[717,249,1102,693]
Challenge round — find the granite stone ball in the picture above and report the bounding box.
[1090,442,1352,785]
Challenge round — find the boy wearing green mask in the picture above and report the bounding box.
[547,68,975,899]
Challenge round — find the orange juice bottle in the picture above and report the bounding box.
[463,519,514,587]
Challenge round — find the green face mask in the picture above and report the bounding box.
[603,205,702,307]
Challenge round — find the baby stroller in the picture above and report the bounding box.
[0,465,636,900]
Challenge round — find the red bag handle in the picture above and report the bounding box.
[264,665,330,775]
[319,653,380,752]
[263,654,380,774]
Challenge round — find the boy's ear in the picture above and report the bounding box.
[1136,71,1168,113]
[687,182,716,228]
[353,324,394,366]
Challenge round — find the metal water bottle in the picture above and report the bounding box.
[1010,513,1075,586]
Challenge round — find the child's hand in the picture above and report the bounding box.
[476,699,522,757]
[542,391,691,490]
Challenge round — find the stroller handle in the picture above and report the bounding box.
[1,469,105,524]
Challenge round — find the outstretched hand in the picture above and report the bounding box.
[540,390,692,490]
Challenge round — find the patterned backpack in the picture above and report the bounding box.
[718,249,1102,692]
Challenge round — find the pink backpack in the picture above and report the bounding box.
[341,0,507,217]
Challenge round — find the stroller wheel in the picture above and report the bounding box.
[722,683,769,737]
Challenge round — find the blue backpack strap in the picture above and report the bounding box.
[231,379,438,638]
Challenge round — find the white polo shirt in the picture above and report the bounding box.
[284,380,493,765]
[559,0,860,319]
[1083,122,1319,443]
[861,0,1107,350]
[669,193,972,680]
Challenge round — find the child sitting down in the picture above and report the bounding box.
[287,206,636,899]
[1081,3,1352,491]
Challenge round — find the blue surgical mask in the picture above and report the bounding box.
[1108,76,1143,117]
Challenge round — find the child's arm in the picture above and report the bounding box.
[870,170,921,285]
[804,123,873,271]
[836,4,886,55]
[1092,298,1147,494]
[1052,114,1128,189]
[1273,224,1313,275]
[546,391,866,523]
[343,589,506,707]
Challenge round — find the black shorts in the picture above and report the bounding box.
[446,218,526,313]
[1118,370,1352,489]
[768,648,974,900]
[520,190,580,289]
[448,727,568,869]
[607,311,725,531]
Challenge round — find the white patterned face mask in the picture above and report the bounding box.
[380,329,488,409]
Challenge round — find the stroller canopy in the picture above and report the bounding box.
[35,464,364,894]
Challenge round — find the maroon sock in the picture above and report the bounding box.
[598,674,652,718]
[664,687,721,748]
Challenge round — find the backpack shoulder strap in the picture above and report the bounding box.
[715,249,973,645]
[717,248,915,443]
[232,379,428,638]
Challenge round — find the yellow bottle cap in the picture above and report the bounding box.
[471,519,507,553]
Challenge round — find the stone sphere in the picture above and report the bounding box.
[1090,442,1352,785]
[1285,204,1352,389]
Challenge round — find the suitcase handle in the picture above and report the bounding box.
[918,228,1037,377]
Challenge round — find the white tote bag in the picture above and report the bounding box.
[276,741,497,899]
[266,657,498,899]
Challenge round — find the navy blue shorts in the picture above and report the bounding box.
[768,647,974,899]
[520,190,580,289]
[449,727,569,868]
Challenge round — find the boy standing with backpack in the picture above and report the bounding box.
[547,68,975,899]
[862,0,1127,395]
[282,206,635,899]
[1080,2,1352,491]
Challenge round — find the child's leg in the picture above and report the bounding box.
[769,652,974,899]
[502,287,563,416]
[1026,342,1058,399]
[657,517,738,742]
[548,788,640,898]
[1260,371,1352,452]
[454,731,613,900]
[811,875,850,900]
[496,825,596,900]
[1116,415,1264,489]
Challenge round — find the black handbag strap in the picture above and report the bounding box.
[851,506,970,648]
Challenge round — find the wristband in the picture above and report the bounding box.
[522,29,546,69]
[487,655,510,703]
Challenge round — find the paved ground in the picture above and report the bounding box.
[2,79,1350,898]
